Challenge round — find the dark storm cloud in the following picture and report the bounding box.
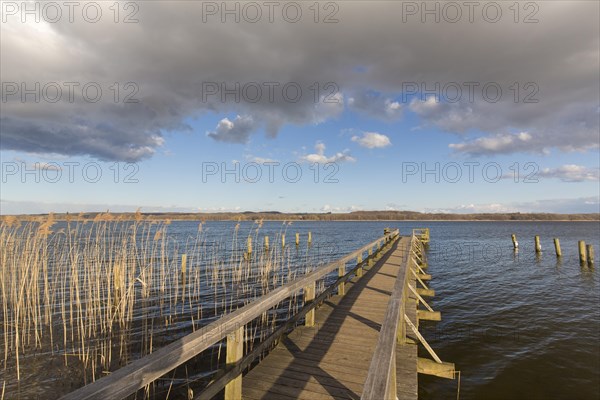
[1,1,598,160]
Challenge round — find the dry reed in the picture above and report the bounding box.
[0,215,320,398]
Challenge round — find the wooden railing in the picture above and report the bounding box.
[61,229,400,400]
[362,229,455,400]
[413,227,430,244]
[361,233,417,400]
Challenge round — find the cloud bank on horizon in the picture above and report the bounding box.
[1,1,598,162]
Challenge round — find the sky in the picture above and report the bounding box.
[1,0,599,214]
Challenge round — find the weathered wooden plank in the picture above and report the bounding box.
[251,358,371,385]
[361,240,410,400]
[244,237,416,400]
[246,369,361,398]
[417,310,442,322]
[417,358,455,379]
[242,386,300,400]
[278,347,377,364]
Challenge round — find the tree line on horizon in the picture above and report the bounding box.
[3,210,599,222]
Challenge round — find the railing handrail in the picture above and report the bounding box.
[361,234,421,400]
[61,229,399,400]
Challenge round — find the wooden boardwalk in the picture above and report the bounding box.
[60,229,454,400]
[242,237,419,400]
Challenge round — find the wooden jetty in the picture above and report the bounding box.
[61,228,455,400]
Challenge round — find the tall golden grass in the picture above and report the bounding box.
[0,214,308,398]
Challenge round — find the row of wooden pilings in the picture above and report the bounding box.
[246,232,312,253]
[511,234,595,266]
[178,233,316,284]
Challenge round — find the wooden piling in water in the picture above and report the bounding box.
[181,254,187,275]
[308,231,312,244]
[264,236,269,250]
[553,238,562,257]
[534,236,542,253]
[295,233,300,246]
[247,237,252,254]
[579,241,587,265]
[587,245,594,266]
[282,234,285,248]
[511,234,518,249]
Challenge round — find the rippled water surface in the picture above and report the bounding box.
[3,220,599,399]
[413,221,600,400]
[188,220,599,399]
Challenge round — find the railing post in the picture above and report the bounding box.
[304,282,316,327]
[368,247,373,267]
[224,325,244,400]
[357,254,363,278]
[338,263,346,296]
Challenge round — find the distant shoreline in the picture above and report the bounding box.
[2,211,599,222]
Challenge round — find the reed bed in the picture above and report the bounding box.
[0,214,323,398]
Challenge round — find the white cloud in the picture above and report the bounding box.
[449,132,535,155]
[385,203,406,211]
[538,165,600,182]
[207,115,257,143]
[312,92,345,123]
[414,96,599,155]
[426,203,517,214]
[321,204,361,213]
[351,132,391,149]
[248,156,278,164]
[421,197,600,214]
[197,206,242,212]
[300,142,356,163]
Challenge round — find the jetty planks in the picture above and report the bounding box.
[242,237,418,400]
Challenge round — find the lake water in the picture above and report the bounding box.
[412,221,600,400]
[2,220,598,399]
[167,220,600,399]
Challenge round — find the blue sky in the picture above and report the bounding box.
[1,1,599,214]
